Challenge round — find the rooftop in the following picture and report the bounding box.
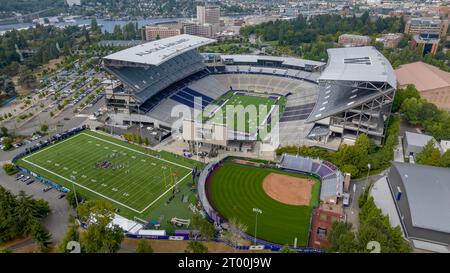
[220,54,325,69]
[103,34,216,66]
[395,62,450,92]
[319,46,397,88]
[391,162,450,234]
[405,131,435,148]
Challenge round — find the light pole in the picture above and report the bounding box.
[366,163,371,184]
[252,208,262,245]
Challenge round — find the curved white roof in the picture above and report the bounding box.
[103,34,216,66]
[220,54,325,69]
[319,46,396,88]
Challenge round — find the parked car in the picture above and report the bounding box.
[58,194,66,199]
[43,187,52,192]
[26,180,35,185]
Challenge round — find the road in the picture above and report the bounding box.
[344,171,386,231]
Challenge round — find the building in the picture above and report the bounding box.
[386,162,450,253]
[376,33,404,49]
[403,131,437,158]
[145,25,181,41]
[412,32,440,55]
[306,46,397,146]
[395,62,450,110]
[197,5,220,25]
[183,23,218,38]
[309,204,345,250]
[404,17,449,37]
[338,34,372,47]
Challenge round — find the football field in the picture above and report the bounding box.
[206,92,286,134]
[16,130,195,217]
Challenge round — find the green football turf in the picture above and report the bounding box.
[205,92,286,135]
[16,130,200,221]
[208,162,320,246]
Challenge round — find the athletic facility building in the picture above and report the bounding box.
[386,162,450,253]
[307,47,397,146]
[103,35,396,151]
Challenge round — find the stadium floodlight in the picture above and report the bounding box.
[252,208,262,245]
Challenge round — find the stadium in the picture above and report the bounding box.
[103,34,396,152]
[11,34,396,250]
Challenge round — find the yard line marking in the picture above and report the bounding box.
[138,171,191,213]
[19,131,194,214]
[21,157,141,213]
[80,132,192,170]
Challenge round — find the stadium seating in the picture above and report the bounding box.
[106,49,206,103]
[170,87,214,110]
[280,154,344,201]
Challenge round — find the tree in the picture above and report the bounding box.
[400,97,422,125]
[144,137,149,146]
[415,140,441,166]
[185,241,208,253]
[191,213,215,240]
[40,123,49,133]
[327,222,358,253]
[280,245,296,253]
[392,84,420,112]
[221,218,248,251]
[90,19,100,34]
[32,223,52,252]
[58,216,80,253]
[77,201,124,253]
[2,163,18,175]
[1,126,8,136]
[18,66,37,88]
[135,239,154,253]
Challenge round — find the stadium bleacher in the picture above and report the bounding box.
[280,154,344,201]
[280,103,316,122]
[170,87,214,109]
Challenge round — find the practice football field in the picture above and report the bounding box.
[16,130,196,218]
[206,92,286,134]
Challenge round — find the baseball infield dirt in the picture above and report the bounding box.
[262,173,314,206]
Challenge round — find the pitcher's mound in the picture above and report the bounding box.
[262,173,314,206]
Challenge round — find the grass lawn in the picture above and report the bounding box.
[16,130,201,225]
[207,162,320,246]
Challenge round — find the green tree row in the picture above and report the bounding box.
[276,115,400,178]
[0,186,52,252]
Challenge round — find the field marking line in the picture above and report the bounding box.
[80,132,192,170]
[22,133,84,160]
[21,157,142,213]
[138,171,191,213]
[20,131,194,214]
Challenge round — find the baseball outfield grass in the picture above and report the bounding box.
[207,162,320,246]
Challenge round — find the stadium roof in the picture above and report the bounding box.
[319,46,396,88]
[103,34,216,66]
[391,162,450,234]
[220,54,325,69]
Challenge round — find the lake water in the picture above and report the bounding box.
[0,17,186,34]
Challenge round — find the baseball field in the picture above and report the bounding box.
[207,161,320,246]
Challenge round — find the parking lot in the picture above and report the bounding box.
[0,169,74,243]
